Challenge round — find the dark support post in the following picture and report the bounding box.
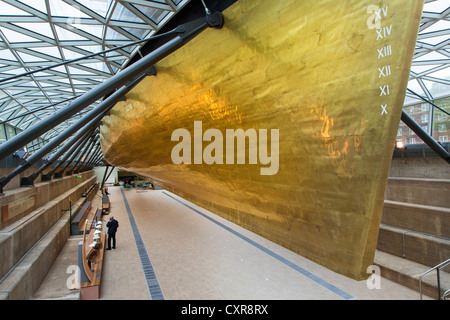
[437,269,441,300]
[82,146,102,171]
[100,164,110,191]
[101,166,115,190]
[0,12,224,162]
[100,165,115,189]
[89,150,104,168]
[76,142,100,174]
[22,135,89,186]
[66,136,97,176]
[401,110,450,164]
[55,136,91,179]
[78,145,99,172]
[92,153,104,167]
[74,139,98,174]
[42,129,94,181]
[24,128,94,185]
[92,157,104,168]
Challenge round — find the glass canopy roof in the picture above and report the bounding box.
[406,0,450,105]
[0,0,191,154]
[0,0,449,156]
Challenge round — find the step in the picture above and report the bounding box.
[0,212,70,300]
[376,224,450,268]
[389,157,450,180]
[32,235,82,300]
[385,177,450,208]
[382,200,450,238]
[374,250,450,300]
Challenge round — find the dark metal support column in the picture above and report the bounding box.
[23,128,94,185]
[81,145,103,172]
[401,110,450,164]
[100,164,110,191]
[0,71,149,191]
[78,145,99,172]
[76,142,100,173]
[84,148,103,171]
[42,128,94,181]
[54,134,92,179]
[66,136,97,176]
[92,156,104,168]
[74,139,98,174]
[100,165,115,190]
[87,155,103,171]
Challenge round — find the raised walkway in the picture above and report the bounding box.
[34,186,431,300]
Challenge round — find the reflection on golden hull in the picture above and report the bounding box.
[100,0,424,280]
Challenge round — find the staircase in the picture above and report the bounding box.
[375,157,450,300]
[0,172,97,300]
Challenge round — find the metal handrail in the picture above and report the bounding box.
[444,288,450,300]
[419,258,450,300]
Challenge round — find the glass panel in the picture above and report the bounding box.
[55,25,91,41]
[122,27,148,39]
[131,4,166,24]
[105,28,129,41]
[0,27,39,43]
[432,97,450,142]
[398,97,450,147]
[0,49,17,62]
[31,45,62,59]
[150,10,169,24]
[0,2,31,16]
[76,0,113,19]
[5,124,16,139]
[76,45,103,55]
[0,124,6,143]
[111,3,140,22]
[49,0,90,18]
[424,0,450,13]
[20,0,47,14]
[16,51,47,63]
[15,23,54,39]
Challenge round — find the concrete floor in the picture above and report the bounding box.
[34,186,431,300]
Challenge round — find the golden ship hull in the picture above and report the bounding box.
[100,0,424,280]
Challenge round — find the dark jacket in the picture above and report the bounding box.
[106,219,119,234]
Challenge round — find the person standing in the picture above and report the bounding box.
[106,216,119,250]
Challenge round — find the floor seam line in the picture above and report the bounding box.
[120,187,164,300]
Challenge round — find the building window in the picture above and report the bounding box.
[6,125,16,139]
[397,128,402,136]
[437,124,447,133]
[439,136,448,143]
[0,124,6,143]
[436,113,448,122]
[421,114,429,123]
